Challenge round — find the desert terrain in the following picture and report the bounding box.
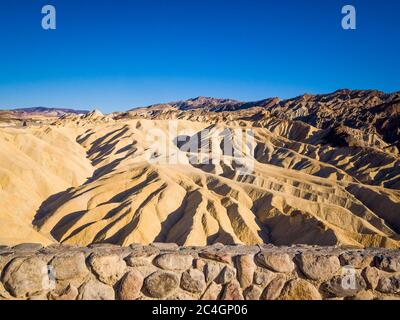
[1,89,399,248]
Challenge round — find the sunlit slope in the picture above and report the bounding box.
[32,118,400,248]
[0,126,93,245]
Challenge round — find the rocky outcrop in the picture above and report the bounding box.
[122,89,400,155]
[0,243,399,300]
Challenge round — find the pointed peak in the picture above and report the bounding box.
[84,109,104,118]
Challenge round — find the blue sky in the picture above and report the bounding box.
[0,0,399,113]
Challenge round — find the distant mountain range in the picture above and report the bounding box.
[11,107,89,116]
[3,89,400,150]
[136,89,400,113]
[125,89,400,151]
[131,96,279,112]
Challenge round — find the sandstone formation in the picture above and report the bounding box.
[0,89,400,247]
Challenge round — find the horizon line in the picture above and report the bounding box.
[1,87,399,114]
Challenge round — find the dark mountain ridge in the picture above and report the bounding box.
[10,107,89,116]
[123,89,400,154]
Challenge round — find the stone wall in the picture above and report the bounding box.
[0,243,399,300]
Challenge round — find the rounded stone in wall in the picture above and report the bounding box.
[201,282,223,300]
[261,275,286,300]
[376,275,400,294]
[78,279,115,300]
[204,260,224,283]
[374,255,400,272]
[279,279,322,300]
[180,268,206,294]
[243,285,262,300]
[50,252,89,285]
[153,253,193,271]
[128,246,160,258]
[216,265,237,284]
[88,253,127,285]
[362,266,380,290]
[12,243,43,253]
[118,270,144,300]
[144,271,180,298]
[339,251,373,269]
[199,250,232,264]
[256,252,294,273]
[321,274,367,298]
[49,284,79,300]
[221,281,244,300]
[253,267,276,287]
[298,253,340,281]
[236,254,256,289]
[2,256,50,298]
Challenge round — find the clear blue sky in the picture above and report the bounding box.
[0,0,399,113]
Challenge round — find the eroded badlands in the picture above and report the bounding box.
[0,90,399,248]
